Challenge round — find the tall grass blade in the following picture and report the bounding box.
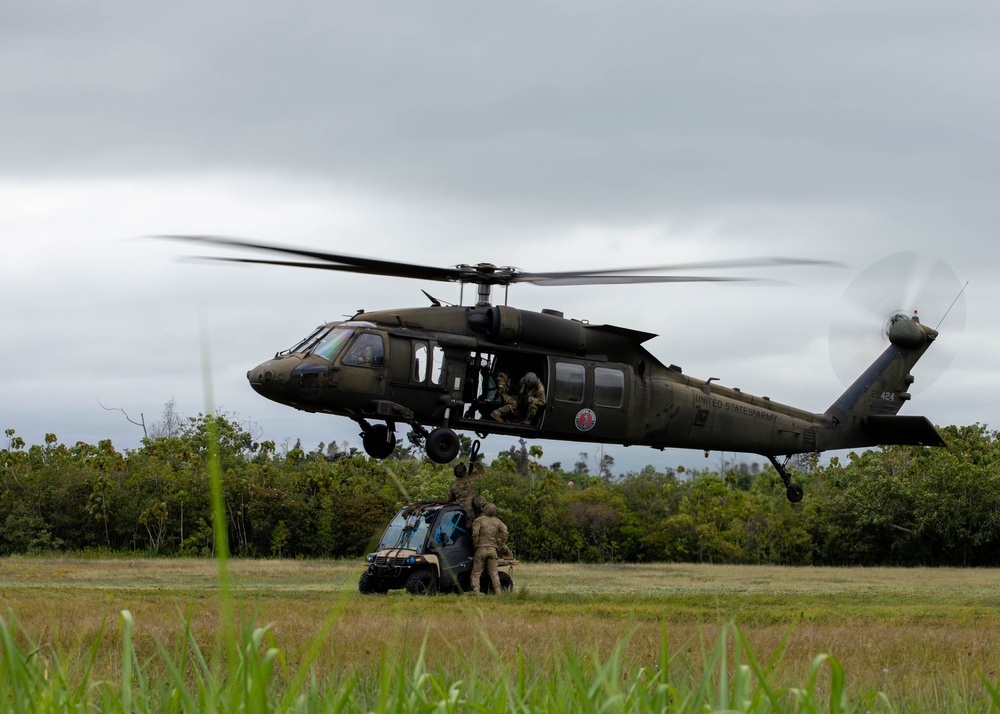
[199,317,236,673]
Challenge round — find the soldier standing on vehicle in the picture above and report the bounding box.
[471,503,509,595]
[448,460,484,522]
[468,459,487,521]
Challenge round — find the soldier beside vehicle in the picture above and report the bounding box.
[471,502,510,595]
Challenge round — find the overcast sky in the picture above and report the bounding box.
[2,1,996,473]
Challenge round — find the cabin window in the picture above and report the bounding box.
[413,343,428,382]
[431,345,445,385]
[343,333,384,368]
[553,362,585,402]
[594,367,625,408]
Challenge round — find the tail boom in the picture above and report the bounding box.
[818,316,945,451]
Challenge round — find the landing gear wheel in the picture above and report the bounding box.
[405,569,438,596]
[362,425,396,460]
[425,427,460,463]
[767,454,805,503]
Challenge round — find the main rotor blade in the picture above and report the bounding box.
[514,256,844,283]
[154,234,841,287]
[524,275,762,286]
[154,234,465,282]
[192,256,460,281]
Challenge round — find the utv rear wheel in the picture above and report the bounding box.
[405,569,438,596]
[479,571,514,594]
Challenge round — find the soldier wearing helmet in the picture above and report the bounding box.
[470,502,510,594]
[490,371,546,425]
[488,371,518,422]
[448,459,486,521]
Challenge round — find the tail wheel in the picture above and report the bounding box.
[405,569,438,596]
[362,424,396,460]
[425,427,460,463]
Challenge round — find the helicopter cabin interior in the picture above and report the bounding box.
[291,322,629,443]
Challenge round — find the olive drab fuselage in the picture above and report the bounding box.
[158,234,946,503]
[246,302,945,465]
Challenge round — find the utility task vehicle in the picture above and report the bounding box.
[359,500,515,595]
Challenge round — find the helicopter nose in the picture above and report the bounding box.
[247,356,301,402]
[248,355,332,404]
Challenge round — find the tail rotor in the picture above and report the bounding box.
[829,252,966,394]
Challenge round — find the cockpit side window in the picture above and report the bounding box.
[311,327,355,362]
[343,332,385,368]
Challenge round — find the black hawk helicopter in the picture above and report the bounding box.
[160,236,947,502]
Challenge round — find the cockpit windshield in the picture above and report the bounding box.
[378,508,435,553]
[310,327,356,362]
[286,324,332,355]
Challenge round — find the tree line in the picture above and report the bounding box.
[2,411,998,566]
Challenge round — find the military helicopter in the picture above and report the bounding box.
[160,235,948,502]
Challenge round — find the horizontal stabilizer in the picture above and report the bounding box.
[862,415,946,447]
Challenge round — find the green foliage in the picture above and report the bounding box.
[3,418,1000,565]
[4,607,998,712]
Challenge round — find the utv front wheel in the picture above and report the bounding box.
[359,570,388,595]
[405,570,438,596]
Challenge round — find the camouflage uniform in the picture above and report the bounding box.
[471,503,509,594]
[448,461,483,520]
[491,372,545,424]
[488,372,518,421]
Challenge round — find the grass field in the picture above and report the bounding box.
[2,557,1000,710]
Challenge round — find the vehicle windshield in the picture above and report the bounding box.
[377,508,436,553]
[310,327,355,362]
